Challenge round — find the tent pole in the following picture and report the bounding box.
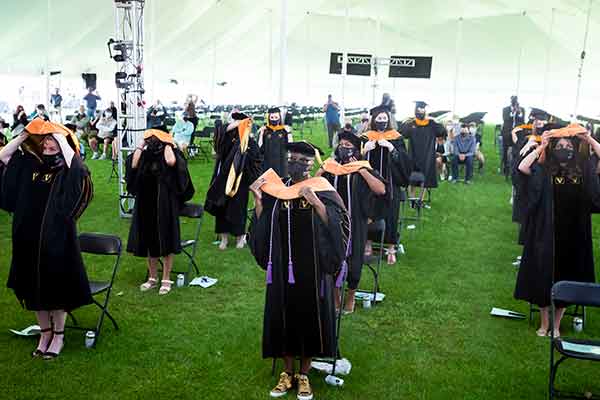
[305,11,311,103]
[45,0,51,108]
[515,10,526,97]
[573,0,593,119]
[341,0,349,121]
[269,8,274,104]
[372,16,381,106]
[542,8,555,109]
[452,17,463,116]
[278,0,288,105]
[210,38,216,106]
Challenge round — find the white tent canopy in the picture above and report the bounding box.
[0,0,598,122]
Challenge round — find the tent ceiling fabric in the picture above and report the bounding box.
[0,0,598,118]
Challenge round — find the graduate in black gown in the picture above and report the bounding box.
[205,112,261,250]
[249,141,349,400]
[126,128,195,295]
[258,107,292,176]
[0,118,93,359]
[514,124,600,337]
[362,106,411,264]
[317,131,386,314]
[399,101,446,193]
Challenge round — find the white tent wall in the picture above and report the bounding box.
[0,0,598,122]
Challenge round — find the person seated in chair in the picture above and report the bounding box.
[470,122,485,173]
[450,124,476,184]
[435,136,450,181]
[172,115,195,156]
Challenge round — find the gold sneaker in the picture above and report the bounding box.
[270,372,293,398]
[295,374,314,400]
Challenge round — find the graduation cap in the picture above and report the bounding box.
[231,111,250,121]
[286,141,324,165]
[369,105,389,116]
[459,112,487,124]
[429,110,451,118]
[268,107,281,114]
[414,101,428,109]
[144,128,175,145]
[577,115,600,125]
[338,131,361,149]
[529,108,550,121]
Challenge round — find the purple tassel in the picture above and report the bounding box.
[320,279,325,298]
[266,261,273,284]
[336,260,348,288]
[287,261,295,284]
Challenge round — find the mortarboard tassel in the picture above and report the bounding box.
[335,260,347,288]
[266,261,273,285]
[287,206,295,284]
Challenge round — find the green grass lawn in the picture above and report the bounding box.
[1,123,600,399]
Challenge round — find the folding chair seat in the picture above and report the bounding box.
[67,233,122,348]
[549,281,600,399]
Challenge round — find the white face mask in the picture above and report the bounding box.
[469,127,476,134]
[104,112,112,118]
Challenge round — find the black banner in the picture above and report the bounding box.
[329,53,372,76]
[388,56,432,79]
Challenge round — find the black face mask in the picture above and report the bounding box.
[415,112,425,120]
[554,148,575,164]
[288,160,310,181]
[336,147,356,163]
[42,153,64,170]
[375,121,387,132]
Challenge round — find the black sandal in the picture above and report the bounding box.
[32,328,52,358]
[43,331,65,360]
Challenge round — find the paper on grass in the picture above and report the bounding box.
[189,276,218,288]
[355,291,385,302]
[9,325,41,336]
[490,307,526,319]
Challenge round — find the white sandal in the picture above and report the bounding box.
[159,280,174,295]
[140,277,158,292]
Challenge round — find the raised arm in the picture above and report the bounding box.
[0,132,28,165]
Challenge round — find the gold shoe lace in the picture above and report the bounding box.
[297,375,312,396]
[273,372,292,393]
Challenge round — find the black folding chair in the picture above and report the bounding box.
[176,203,204,283]
[67,233,122,347]
[153,203,203,285]
[188,127,213,162]
[357,219,386,306]
[402,172,427,230]
[549,281,600,399]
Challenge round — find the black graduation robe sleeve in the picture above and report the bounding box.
[54,158,94,220]
[315,192,348,275]
[0,150,28,213]
[125,152,140,196]
[389,138,411,187]
[168,148,195,203]
[583,155,600,210]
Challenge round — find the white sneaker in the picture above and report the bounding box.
[99,154,107,160]
[91,152,99,160]
[440,175,446,181]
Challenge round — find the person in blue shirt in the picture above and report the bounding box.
[450,123,477,184]
[323,94,340,148]
[172,115,195,155]
[83,88,101,120]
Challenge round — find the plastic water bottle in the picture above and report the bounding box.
[573,317,583,333]
[176,274,185,288]
[85,331,96,348]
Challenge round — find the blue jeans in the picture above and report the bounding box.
[86,107,96,120]
[451,155,474,181]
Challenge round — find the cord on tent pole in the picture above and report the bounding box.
[573,0,593,119]
[305,11,311,102]
[268,8,274,104]
[45,0,51,107]
[542,8,556,109]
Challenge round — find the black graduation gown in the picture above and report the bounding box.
[260,127,289,176]
[365,139,411,245]
[249,191,348,359]
[323,168,383,289]
[399,119,446,188]
[514,160,600,307]
[511,129,532,228]
[1,151,94,311]
[126,148,194,257]
[205,122,262,236]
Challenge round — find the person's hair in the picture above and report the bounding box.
[369,110,392,131]
[37,104,45,110]
[541,137,588,179]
